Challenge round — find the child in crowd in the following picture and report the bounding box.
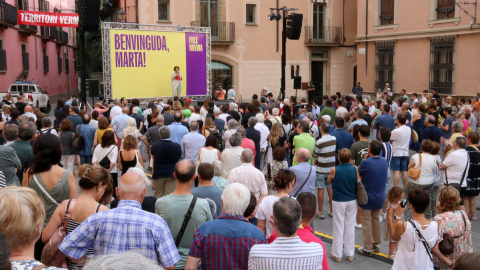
[384,186,403,261]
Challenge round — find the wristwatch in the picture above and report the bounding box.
[393,216,401,220]
[449,262,454,268]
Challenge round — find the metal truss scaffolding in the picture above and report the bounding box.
[101,22,212,100]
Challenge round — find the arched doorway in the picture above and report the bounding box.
[212,61,232,90]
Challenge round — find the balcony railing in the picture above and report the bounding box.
[191,21,235,44]
[58,57,62,73]
[49,26,57,39]
[22,51,29,71]
[0,1,17,26]
[304,26,342,46]
[19,24,38,35]
[62,31,68,44]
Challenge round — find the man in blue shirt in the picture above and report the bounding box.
[352,81,363,97]
[186,183,266,269]
[348,109,368,131]
[110,107,132,147]
[357,140,388,257]
[423,115,442,144]
[290,148,317,196]
[77,114,97,165]
[373,104,395,140]
[59,171,180,269]
[168,111,189,145]
[330,117,354,165]
[66,106,83,133]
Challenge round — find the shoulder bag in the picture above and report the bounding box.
[33,174,60,206]
[408,219,434,262]
[407,154,422,180]
[445,155,470,188]
[135,150,144,169]
[175,196,197,247]
[99,146,115,169]
[41,199,77,268]
[72,125,85,151]
[293,167,313,197]
[438,211,467,255]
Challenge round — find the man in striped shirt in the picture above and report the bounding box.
[248,197,324,269]
[313,122,336,219]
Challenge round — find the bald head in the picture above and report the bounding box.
[241,149,254,163]
[174,159,196,183]
[116,172,146,202]
[122,107,129,114]
[156,114,164,124]
[24,105,33,113]
[190,121,199,131]
[296,148,311,163]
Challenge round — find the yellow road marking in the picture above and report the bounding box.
[314,231,389,259]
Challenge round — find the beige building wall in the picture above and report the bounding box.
[356,0,480,97]
[126,0,357,101]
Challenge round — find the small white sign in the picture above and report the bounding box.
[359,48,366,55]
[347,51,354,57]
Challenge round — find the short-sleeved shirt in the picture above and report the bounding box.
[358,157,388,209]
[374,114,395,139]
[189,214,266,270]
[191,186,223,219]
[144,124,163,144]
[350,141,369,166]
[443,149,469,187]
[292,133,315,166]
[92,145,118,173]
[442,116,454,139]
[255,195,282,238]
[319,107,335,124]
[151,140,182,179]
[227,89,236,100]
[228,164,267,200]
[156,194,212,269]
[391,125,411,157]
[313,134,336,174]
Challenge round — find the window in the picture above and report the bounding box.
[43,48,48,73]
[57,51,62,73]
[0,40,6,72]
[17,0,28,10]
[64,52,69,73]
[375,41,395,90]
[246,4,256,24]
[312,3,325,40]
[21,44,29,71]
[212,61,232,90]
[158,0,169,21]
[437,0,455,19]
[380,0,394,25]
[430,36,454,94]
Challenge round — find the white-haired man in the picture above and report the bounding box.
[254,113,270,170]
[185,183,266,270]
[271,108,281,125]
[60,172,180,269]
[228,149,268,225]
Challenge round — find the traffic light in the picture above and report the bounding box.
[286,13,303,40]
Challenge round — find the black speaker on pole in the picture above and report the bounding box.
[294,76,301,89]
[84,0,100,32]
[88,79,100,97]
[286,14,303,40]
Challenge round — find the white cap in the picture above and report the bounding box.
[322,115,331,123]
[263,86,268,90]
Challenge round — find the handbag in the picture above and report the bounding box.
[72,126,85,151]
[135,150,144,169]
[357,179,368,205]
[41,199,76,268]
[407,154,422,180]
[433,160,442,186]
[438,211,467,255]
[99,146,115,169]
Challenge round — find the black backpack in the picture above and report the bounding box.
[72,126,85,151]
[207,128,223,151]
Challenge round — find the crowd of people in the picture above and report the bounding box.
[0,87,479,270]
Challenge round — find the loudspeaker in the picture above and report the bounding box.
[286,14,303,40]
[84,0,100,32]
[88,79,100,97]
[197,97,206,106]
[294,76,301,89]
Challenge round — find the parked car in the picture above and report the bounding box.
[1,82,51,114]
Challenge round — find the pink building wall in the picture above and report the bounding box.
[0,0,78,96]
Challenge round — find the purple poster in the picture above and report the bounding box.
[185,33,207,96]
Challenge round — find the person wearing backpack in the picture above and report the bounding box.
[203,117,223,151]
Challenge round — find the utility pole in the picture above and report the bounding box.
[78,0,87,104]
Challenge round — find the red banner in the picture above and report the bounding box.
[18,10,79,27]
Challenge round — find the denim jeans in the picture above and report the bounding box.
[79,155,92,165]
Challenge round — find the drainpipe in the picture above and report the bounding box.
[365,0,368,76]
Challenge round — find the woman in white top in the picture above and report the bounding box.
[120,117,142,150]
[92,130,119,197]
[198,136,221,164]
[223,119,239,149]
[256,169,296,238]
[392,189,438,270]
[200,96,211,122]
[404,139,437,220]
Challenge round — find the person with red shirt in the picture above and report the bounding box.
[268,192,329,270]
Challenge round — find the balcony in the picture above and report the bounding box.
[0,1,17,28]
[18,24,38,36]
[191,21,235,45]
[62,31,68,44]
[54,29,68,45]
[43,55,49,73]
[40,26,53,41]
[304,26,342,46]
[49,26,57,39]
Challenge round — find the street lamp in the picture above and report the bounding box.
[117,8,126,23]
